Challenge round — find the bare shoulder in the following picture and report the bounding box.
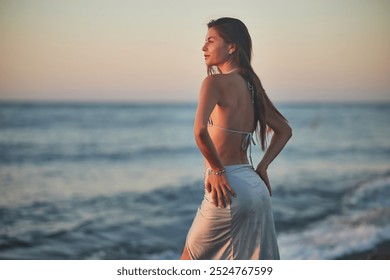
[200,74,225,92]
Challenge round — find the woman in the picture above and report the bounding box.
[181,17,292,260]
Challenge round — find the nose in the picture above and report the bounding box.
[202,43,207,52]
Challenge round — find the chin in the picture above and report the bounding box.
[204,61,216,67]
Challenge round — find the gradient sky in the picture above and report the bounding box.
[1,0,389,102]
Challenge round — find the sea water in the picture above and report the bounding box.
[0,101,389,259]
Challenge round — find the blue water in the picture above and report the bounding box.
[0,101,389,259]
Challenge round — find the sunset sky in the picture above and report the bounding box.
[1,0,389,102]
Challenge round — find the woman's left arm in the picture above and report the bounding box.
[255,97,292,196]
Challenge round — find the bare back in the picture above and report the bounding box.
[206,73,256,167]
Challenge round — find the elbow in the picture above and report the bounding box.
[275,124,292,140]
[286,125,293,139]
[194,125,208,141]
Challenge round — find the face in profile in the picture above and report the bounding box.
[202,27,232,67]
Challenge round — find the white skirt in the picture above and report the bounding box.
[185,164,280,260]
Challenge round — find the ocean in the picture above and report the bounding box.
[0,101,389,260]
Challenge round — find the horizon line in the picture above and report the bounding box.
[1,98,390,106]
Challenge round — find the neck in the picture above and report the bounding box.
[218,61,239,74]
[223,67,239,74]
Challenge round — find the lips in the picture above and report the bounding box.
[204,54,210,59]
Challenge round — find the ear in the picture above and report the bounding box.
[228,44,236,55]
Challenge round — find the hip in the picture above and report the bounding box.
[203,164,270,207]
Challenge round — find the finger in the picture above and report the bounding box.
[261,174,271,196]
[263,177,271,196]
[225,183,237,198]
[205,181,211,193]
[257,170,272,196]
[220,185,231,205]
[211,188,218,207]
[215,186,225,208]
[260,173,270,190]
[265,183,272,196]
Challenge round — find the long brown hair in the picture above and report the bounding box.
[207,17,287,151]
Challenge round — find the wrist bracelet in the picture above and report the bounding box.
[207,168,226,176]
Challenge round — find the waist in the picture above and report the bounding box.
[204,163,253,174]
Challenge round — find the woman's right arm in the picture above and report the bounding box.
[256,99,292,196]
[194,75,237,207]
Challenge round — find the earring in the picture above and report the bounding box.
[229,50,233,55]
